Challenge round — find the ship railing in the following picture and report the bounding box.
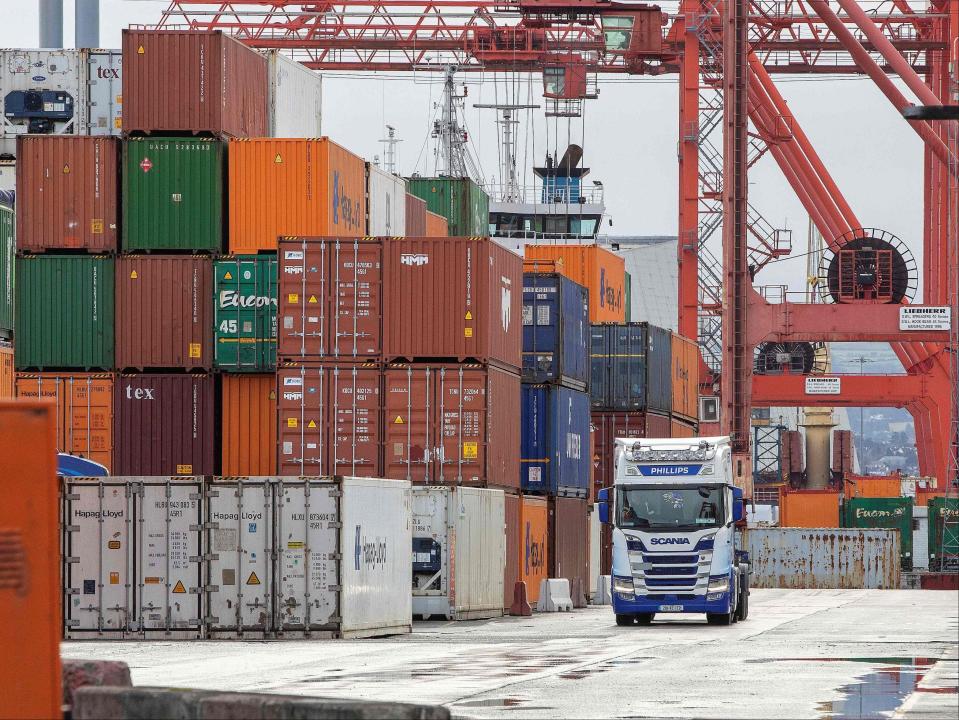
[485,183,605,205]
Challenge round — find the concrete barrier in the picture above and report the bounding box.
[536,579,573,612]
[509,581,532,616]
[592,575,612,605]
[62,660,132,713]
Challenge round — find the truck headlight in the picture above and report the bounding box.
[613,576,635,599]
[707,576,729,593]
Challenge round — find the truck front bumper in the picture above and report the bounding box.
[612,590,731,616]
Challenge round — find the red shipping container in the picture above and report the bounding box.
[122,29,268,137]
[549,496,589,608]
[405,193,427,236]
[113,373,216,476]
[383,237,522,369]
[277,363,382,477]
[832,429,854,475]
[278,238,382,360]
[16,136,118,252]
[591,411,671,491]
[115,255,213,370]
[383,362,520,489]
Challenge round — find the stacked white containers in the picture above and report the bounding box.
[265,50,323,137]
[411,487,505,620]
[366,162,406,236]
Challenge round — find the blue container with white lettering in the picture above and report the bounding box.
[522,272,589,390]
[520,383,590,497]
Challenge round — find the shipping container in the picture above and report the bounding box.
[405,192,427,237]
[522,272,589,389]
[113,373,216,476]
[591,411,672,492]
[122,30,268,137]
[521,384,590,497]
[843,473,903,499]
[405,176,489,236]
[928,497,959,572]
[589,502,601,598]
[832,429,854,475]
[523,244,626,323]
[549,496,589,607]
[913,505,929,570]
[624,271,632,323]
[229,138,367,253]
[518,494,549,604]
[781,429,804,483]
[122,137,224,252]
[16,135,118,252]
[115,255,213,370]
[745,527,900,589]
[843,497,913,570]
[221,374,277,476]
[265,50,323,138]
[367,163,406,236]
[504,491,521,610]
[214,255,277,371]
[670,417,697,438]
[0,342,12,398]
[86,50,123,135]
[412,486,506,620]
[670,333,699,422]
[0,160,14,191]
[277,362,382,477]
[915,489,944,507]
[590,323,671,413]
[383,237,522,368]
[15,372,114,471]
[778,488,841,527]
[523,258,568,276]
[425,211,449,237]
[384,363,520,489]
[15,255,114,370]
[0,204,12,335]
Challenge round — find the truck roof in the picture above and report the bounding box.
[614,435,730,450]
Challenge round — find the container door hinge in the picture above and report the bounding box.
[189,524,203,532]
[64,587,79,595]
[202,553,219,561]
[327,585,341,593]
[189,492,202,501]
[202,521,219,530]
[64,524,80,533]
[65,556,80,564]
[65,619,80,628]
[65,493,80,501]
[329,552,343,561]
[204,616,220,624]
[327,522,342,529]
[203,585,220,593]
[327,489,343,498]
[189,555,202,563]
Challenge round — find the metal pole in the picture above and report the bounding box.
[75,0,100,48]
[39,0,64,49]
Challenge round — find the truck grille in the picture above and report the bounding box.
[629,548,712,594]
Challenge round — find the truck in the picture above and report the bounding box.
[597,436,750,626]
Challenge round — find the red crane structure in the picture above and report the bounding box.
[157,0,958,494]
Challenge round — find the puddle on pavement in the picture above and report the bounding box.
[454,698,554,711]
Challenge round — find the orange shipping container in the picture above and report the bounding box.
[424,211,448,237]
[229,138,367,253]
[0,342,12,398]
[671,333,700,422]
[518,494,549,604]
[523,244,626,322]
[670,417,697,438]
[222,374,277,476]
[522,258,567,277]
[843,473,903,499]
[915,489,945,507]
[15,372,114,472]
[779,488,841,527]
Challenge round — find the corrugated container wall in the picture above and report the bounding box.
[405,177,489,236]
[504,492,521,610]
[779,489,841,528]
[383,237,522,369]
[670,333,699,422]
[0,343,13,398]
[832,429,854,475]
[113,373,216,476]
[266,50,322,138]
[122,137,224,252]
[523,244,626,323]
[843,497,913,570]
[592,411,671,491]
[928,497,959,571]
[518,495,549,604]
[122,30,268,137]
[671,417,697,438]
[520,384,590,497]
[624,271,632,323]
[115,255,213,370]
[16,136,118,252]
[366,164,406,236]
[214,255,277,371]
[229,138,367,253]
[15,256,114,370]
[522,272,589,389]
[590,323,671,414]
[405,193,427,236]
[549,496,589,607]
[844,474,902,499]
[425,211,448,237]
[221,374,276,475]
[0,205,12,335]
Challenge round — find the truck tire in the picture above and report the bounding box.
[616,614,635,626]
[736,574,750,622]
[706,612,733,626]
[635,613,655,625]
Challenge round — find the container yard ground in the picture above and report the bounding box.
[62,589,958,719]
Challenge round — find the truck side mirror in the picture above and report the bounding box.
[597,487,610,524]
[732,487,745,523]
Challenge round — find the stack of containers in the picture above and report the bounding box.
[405,177,487,236]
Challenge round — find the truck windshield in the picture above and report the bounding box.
[617,485,724,530]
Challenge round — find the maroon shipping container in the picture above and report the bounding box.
[115,255,213,370]
[591,411,671,491]
[832,429,853,475]
[549,496,589,608]
[277,363,382,477]
[504,491,520,611]
[113,373,215,475]
[405,193,427,237]
[383,237,522,369]
[122,29,268,137]
[782,429,804,478]
[383,362,520,489]
[278,238,382,360]
[16,136,118,252]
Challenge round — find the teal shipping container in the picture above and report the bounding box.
[214,255,277,371]
[928,497,959,572]
[843,497,913,571]
[405,177,489,236]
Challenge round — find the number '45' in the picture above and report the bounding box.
[219,319,238,333]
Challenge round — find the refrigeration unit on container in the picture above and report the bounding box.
[122,137,225,252]
[366,163,406,236]
[113,373,216,476]
[15,372,114,471]
[425,211,448,237]
[0,342,13,398]
[522,271,589,389]
[523,244,626,323]
[405,192,427,236]
[277,362,383,477]
[86,50,123,135]
[278,237,382,360]
[115,255,213,370]
[0,204,11,336]
[214,255,277,371]
[384,362,520,489]
[122,30,268,137]
[383,237,522,368]
[590,322,671,413]
[229,138,367,253]
[843,497,913,571]
[591,411,671,491]
[221,374,277,476]
[16,136,118,252]
[670,332,699,422]
[265,50,322,138]
[518,494,549,605]
[15,255,114,370]
[411,486,506,621]
[549,496,589,607]
[405,176,489,236]
[520,384,590,498]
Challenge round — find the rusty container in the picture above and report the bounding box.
[591,411,671,491]
[115,255,213,370]
[222,373,277,476]
[832,429,854,475]
[523,244,626,323]
[383,362,520,489]
[670,332,699,422]
[113,373,216,476]
[518,494,549,605]
[504,491,521,610]
[277,362,382,477]
[779,488,842,528]
[383,237,522,369]
[229,138,367,253]
[122,29,268,137]
[15,372,114,471]
[0,342,12,398]
[843,473,903,499]
[671,417,697,438]
[405,193,427,237]
[16,136,118,252]
[549,496,589,608]
[425,211,449,237]
[278,237,383,360]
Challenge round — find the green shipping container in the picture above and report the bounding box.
[15,255,114,369]
[928,497,959,572]
[0,205,13,335]
[624,270,632,323]
[122,137,225,252]
[214,255,277,371]
[843,497,913,571]
[405,177,490,236]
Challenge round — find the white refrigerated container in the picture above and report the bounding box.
[265,50,322,138]
[86,50,122,136]
[366,162,407,236]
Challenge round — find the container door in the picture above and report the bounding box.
[384,365,433,483]
[589,325,609,408]
[215,256,278,371]
[520,385,550,494]
[434,366,487,485]
[65,374,114,472]
[328,239,382,358]
[552,387,589,498]
[411,488,448,600]
[328,364,382,477]
[522,275,559,384]
[86,51,122,135]
[610,324,647,411]
[277,365,329,475]
[278,242,330,358]
[561,278,589,388]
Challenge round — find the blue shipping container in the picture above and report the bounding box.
[522,272,589,389]
[521,384,590,497]
[589,322,672,414]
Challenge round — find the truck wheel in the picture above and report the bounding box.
[615,614,635,626]
[635,613,655,625]
[706,612,733,626]
[736,579,749,622]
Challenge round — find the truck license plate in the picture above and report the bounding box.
[659,605,683,612]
